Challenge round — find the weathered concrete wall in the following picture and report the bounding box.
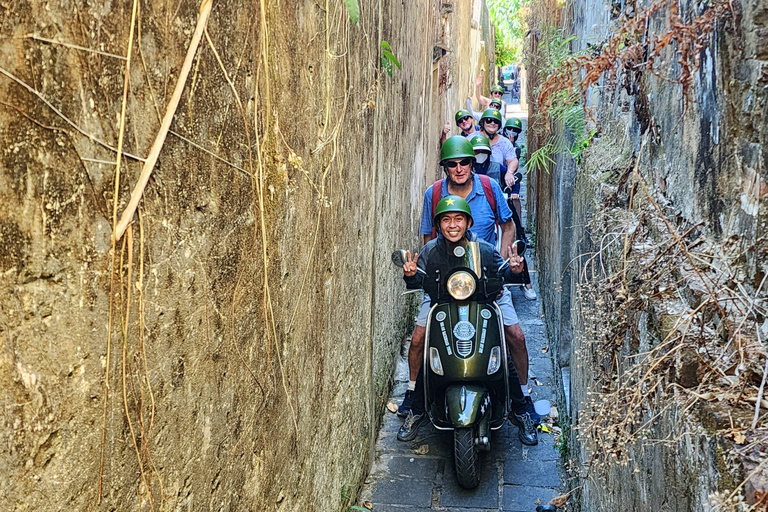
[530,0,767,508]
[0,1,491,510]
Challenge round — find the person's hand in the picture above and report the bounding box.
[505,172,516,188]
[507,243,524,274]
[475,74,483,87]
[442,122,451,135]
[403,250,419,277]
[510,193,520,200]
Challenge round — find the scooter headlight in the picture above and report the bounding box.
[446,271,476,300]
[487,346,501,375]
[429,347,444,376]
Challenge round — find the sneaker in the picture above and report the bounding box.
[523,395,542,424]
[397,390,414,418]
[510,410,538,446]
[522,286,537,301]
[397,410,426,442]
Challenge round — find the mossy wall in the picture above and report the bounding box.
[0,1,492,510]
[530,0,767,508]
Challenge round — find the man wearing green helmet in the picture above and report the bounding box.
[474,73,508,115]
[440,108,479,146]
[398,195,538,446]
[397,136,540,437]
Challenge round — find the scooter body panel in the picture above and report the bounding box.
[444,384,488,427]
[424,301,509,430]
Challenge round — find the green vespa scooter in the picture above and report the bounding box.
[392,239,525,489]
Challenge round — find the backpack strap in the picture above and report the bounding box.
[430,179,443,239]
[478,174,499,228]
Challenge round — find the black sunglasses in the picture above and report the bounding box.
[458,116,473,123]
[483,119,501,126]
[443,158,473,168]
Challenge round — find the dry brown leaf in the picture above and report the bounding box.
[745,397,768,410]
[413,444,429,455]
[535,498,542,505]
[550,494,569,508]
[541,346,549,353]
[363,501,373,510]
[733,432,746,444]
[386,401,399,413]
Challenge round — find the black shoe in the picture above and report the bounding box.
[397,390,414,418]
[397,411,426,442]
[510,411,538,446]
[523,396,542,425]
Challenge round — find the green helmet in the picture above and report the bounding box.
[433,195,474,229]
[440,136,475,163]
[491,84,504,94]
[454,109,472,124]
[469,134,491,153]
[489,97,503,109]
[480,108,503,125]
[505,117,523,132]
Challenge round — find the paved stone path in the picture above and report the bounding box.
[360,103,565,511]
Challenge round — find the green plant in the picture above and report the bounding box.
[340,484,352,503]
[380,41,401,76]
[554,422,570,458]
[343,0,359,24]
[488,0,528,65]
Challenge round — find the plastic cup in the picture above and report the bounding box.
[533,399,551,417]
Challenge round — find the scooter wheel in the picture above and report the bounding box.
[454,427,480,489]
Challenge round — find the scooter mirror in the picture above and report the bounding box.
[513,240,526,258]
[391,249,408,268]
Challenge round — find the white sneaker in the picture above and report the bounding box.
[523,286,537,301]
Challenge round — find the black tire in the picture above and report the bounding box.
[454,427,480,489]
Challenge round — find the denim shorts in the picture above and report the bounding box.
[415,289,519,327]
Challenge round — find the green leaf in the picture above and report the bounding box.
[380,40,392,51]
[382,49,401,69]
[343,0,360,24]
[381,55,393,76]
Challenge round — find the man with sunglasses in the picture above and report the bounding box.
[440,108,480,146]
[397,136,539,440]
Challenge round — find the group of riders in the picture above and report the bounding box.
[396,78,541,446]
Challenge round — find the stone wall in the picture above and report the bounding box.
[530,0,767,508]
[0,1,492,510]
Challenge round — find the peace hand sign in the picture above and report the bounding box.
[403,250,419,277]
[508,243,524,274]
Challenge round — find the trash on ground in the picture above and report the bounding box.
[386,401,399,413]
[534,399,551,417]
[550,493,569,508]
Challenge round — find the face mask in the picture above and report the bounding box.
[474,153,489,164]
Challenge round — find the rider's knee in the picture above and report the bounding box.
[411,324,426,349]
[504,323,525,346]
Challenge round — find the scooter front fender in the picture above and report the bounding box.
[445,384,488,427]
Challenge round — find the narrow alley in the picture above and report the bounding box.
[362,107,568,511]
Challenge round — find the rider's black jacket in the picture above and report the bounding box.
[403,232,518,303]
